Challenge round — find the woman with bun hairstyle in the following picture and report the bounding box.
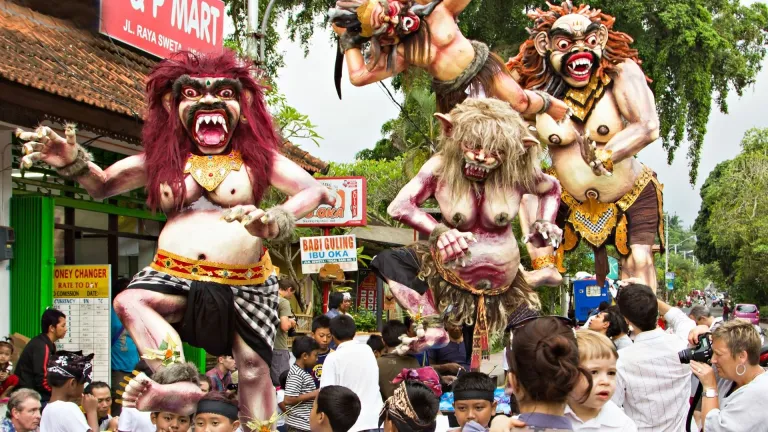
[489,316,590,432]
[379,368,442,432]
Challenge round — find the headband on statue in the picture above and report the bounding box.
[391,367,443,397]
[453,390,495,402]
[197,399,239,421]
[379,382,436,432]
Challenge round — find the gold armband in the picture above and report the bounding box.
[595,148,614,173]
[532,255,556,270]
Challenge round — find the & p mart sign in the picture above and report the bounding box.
[100,0,225,59]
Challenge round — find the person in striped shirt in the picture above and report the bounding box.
[284,337,321,432]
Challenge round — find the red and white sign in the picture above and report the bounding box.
[297,177,368,227]
[100,0,225,59]
[357,271,377,312]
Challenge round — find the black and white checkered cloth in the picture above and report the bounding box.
[128,267,280,348]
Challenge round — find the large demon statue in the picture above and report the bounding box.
[17,51,334,428]
[371,98,562,369]
[508,2,663,288]
[329,0,570,118]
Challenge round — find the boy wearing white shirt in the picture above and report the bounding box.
[566,330,637,432]
[40,351,99,432]
[319,315,382,432]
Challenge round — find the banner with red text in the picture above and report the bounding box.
[100,0,225,59]
[300,235,358,274]
[297,177,367,227]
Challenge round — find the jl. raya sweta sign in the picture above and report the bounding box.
[100,0,225,59]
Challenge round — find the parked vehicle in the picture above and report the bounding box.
[733,304,760,325]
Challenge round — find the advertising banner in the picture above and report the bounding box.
[297,177,367,227]
[300,235,357,274]
[100,0,225,59]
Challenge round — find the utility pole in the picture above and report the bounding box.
[664,212,669,300]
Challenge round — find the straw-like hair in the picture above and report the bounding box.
[575,329,618,363]
[436,98,540,202]
[712,319,762,365]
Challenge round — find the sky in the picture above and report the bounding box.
[243,3,768,228]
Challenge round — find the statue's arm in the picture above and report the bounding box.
[387,156,441,235]
[268,153,336,218]
[442,0,472,16]
[75,155,147,200]
[606,59,660,162]
[344,46,407,87]
[533,172,561,223]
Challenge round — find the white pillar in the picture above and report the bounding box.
[0,130,13,337]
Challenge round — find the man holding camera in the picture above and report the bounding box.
[271,279,298,386]
[613,283,697,431]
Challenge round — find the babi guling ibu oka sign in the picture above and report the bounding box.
[300,235,358,274]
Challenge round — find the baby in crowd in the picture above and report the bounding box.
[0,338,18,400]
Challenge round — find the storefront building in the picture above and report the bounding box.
[0,0,328,366]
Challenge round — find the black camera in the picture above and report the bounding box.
[679,333,713,364]
[287,315,297,337]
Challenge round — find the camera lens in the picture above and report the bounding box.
[678,348,692,364]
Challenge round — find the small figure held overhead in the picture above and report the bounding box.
[329,0,569,118]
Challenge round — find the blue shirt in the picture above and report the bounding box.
[111,308,140,372]
[0,418,16,432]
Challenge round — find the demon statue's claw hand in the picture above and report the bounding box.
[222,205,296,242]
[577,132,613,177]
[121,372,152,410]
[523,220,563,249]
[436,229,476,265]
[16,124,79,169]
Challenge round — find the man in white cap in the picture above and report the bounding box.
[326,292,353,319]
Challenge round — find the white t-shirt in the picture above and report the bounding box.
[320,340,383,432]
[565,401,637,431]
[40,401,90,432]
[117,407,155,432]
[276,388,286,427]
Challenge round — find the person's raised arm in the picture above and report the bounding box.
[442,0,472,16]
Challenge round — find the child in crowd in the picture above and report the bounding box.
[131,362,199,432]
[277,370,289,432]
[40,351,99,432]
[194,391,240,432]
[285,336,320,432]
[309,385,361,432]
[451,372,497,431]
[199,374,213,393]
[565,330,637,431]
[380,368,442,432]
[366,335,385,358]
[0,338,18,399]
[309,316,334,387]
[151,411,192,432]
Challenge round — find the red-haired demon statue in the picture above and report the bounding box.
[17,50,334,429]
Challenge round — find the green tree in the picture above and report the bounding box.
[693,128,768,305]
[236,0,768,183]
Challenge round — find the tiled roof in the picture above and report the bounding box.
[280,140,330,174]
[0,0,150,118]
[0,0,329,173]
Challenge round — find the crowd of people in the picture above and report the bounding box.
[1,282,767,432]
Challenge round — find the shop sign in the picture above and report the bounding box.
[53,265,112,384]
[297,177,367,227]
[357,270,377,311]
[99,0,225,59]
[300,235,358,274]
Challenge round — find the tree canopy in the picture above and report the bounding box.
[694,127,768,305]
